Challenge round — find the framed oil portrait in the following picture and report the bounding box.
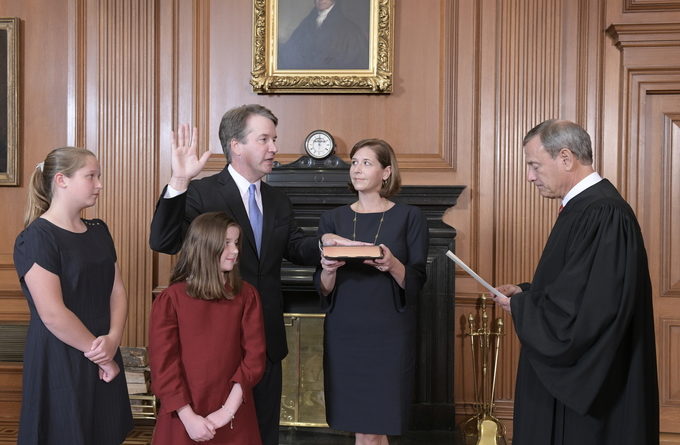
[0,18,19,186]
[251,0,394,94]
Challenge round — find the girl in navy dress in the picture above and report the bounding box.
[13,147,133,445]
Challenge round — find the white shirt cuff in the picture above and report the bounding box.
[164,183,186,199]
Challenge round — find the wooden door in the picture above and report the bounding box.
[640,92,680,433]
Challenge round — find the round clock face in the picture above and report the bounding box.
[304,130,335,159]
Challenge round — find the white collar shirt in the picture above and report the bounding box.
[228,164,263,218]
[316,3,335,27]
[163,165,263,217]
[562,171,602,207]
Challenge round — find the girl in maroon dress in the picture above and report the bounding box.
[149,212,266,445]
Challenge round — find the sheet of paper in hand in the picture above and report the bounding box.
[445,250,508,299]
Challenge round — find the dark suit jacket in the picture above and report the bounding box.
[149,167,319,362]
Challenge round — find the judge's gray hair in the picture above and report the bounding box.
[523,119,593,165]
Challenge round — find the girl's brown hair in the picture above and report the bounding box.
[24,147,97,227]
[170,212,243,300]
[348,138,402,198]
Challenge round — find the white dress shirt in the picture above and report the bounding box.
[562,172,603,207]
[164,165,263,218]
[227,165,263,219]
[316,3,335,27]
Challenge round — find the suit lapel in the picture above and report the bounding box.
[216,170,259,258]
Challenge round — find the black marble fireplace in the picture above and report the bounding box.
[267,155,464,430]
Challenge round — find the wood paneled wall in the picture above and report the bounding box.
[0,0,679,441]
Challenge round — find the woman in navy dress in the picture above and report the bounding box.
[316,139,429,445]
[13,147,133,445]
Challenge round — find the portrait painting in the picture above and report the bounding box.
[0,18,19,186]
[250,0,394,94]
[277,0,370,71]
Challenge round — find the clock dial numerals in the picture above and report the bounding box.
[304,130,335,159]
[307,135,331,156]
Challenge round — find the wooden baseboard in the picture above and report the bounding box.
[661,432,680,444]
[0,363,22,422]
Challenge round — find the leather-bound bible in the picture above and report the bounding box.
[322,245,383,260]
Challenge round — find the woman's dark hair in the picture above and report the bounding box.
[348,138,401,198]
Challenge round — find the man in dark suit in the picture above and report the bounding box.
[150,104,344,445]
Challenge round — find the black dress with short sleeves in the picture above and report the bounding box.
[13,218,133,445]
[314,203,429,435]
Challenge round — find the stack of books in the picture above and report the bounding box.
[120,346,157,419]
[121,346,151,395]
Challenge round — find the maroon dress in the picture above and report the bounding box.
[149,281,266,445]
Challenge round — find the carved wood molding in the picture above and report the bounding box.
[202,0,459,173]
[0,253,24,322]
[78,0,159,346]
[576,0,606,167]
[0,362,23,421]
[205,153,454,172]
[441,0,458,171]
[606,23,680,49]
[661,114,680,298]
[624,0,680,13]
[193,1,211,151]
[494,0,563,286]
[67,0,86,147]
[614,69,680,262]
[0,297,28,323]
[659,433,680,444]
[615,67,680,433]
[0,255,13,271]
[606,20,680,208]
[659,318,680,406]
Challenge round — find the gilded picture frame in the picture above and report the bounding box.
[0,18,19,186]
[251,0,394,94]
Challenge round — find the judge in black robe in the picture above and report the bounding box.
[492,119,659,445]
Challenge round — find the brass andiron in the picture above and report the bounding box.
[462,296,507,445]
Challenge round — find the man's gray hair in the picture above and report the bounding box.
[523,119,593,164]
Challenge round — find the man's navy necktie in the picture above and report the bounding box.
[248,184,263,254]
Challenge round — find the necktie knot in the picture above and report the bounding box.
[248,184,263,255]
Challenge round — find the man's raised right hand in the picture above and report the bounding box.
[169,124,211,193]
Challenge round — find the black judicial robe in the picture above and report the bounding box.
[510,179,659,445]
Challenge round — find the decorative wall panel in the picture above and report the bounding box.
[85,0,158,346]
[624,0,680,13]
[661,319,680,404]
[606,22,680,435]
[493,0,564,410]
[660,114,680,299]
